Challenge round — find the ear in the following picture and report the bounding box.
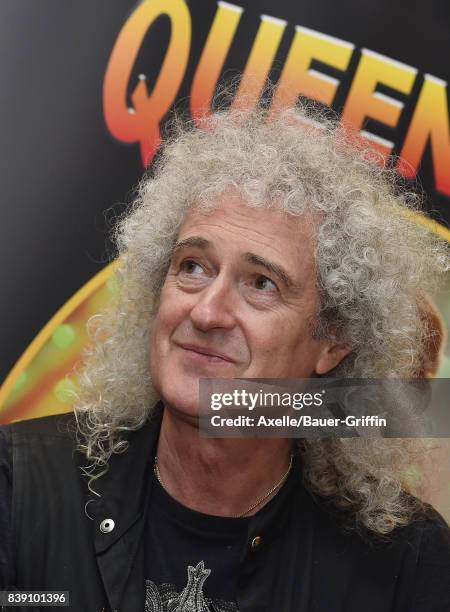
[417,297,446,377]
[314,340,353,375]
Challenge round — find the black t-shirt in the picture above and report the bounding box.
[144,471,252,611]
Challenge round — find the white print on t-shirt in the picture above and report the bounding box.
[144,560,238,612]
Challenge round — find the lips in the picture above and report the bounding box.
[177,343,235,363]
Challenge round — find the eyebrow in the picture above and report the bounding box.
[173,236,211,253]
[244,253,297,289]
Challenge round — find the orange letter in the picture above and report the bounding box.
[342,49,417,160]
[398,74,450,197]
[190,2,243,122]
[103,0,191,166]
[232,14,287,110]
[271,26,354,114]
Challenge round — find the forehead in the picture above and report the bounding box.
[177,197,316,278]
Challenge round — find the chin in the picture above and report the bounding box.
[157,376,201,420]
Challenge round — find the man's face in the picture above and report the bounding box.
[150,196,344,417]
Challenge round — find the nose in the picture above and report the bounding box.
[189,275,237,332]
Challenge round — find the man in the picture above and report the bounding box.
[1,102,450,611]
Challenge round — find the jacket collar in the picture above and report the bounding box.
[88,405,163,611]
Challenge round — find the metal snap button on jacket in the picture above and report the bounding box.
[251,536,262,552]
[100,518,115,533]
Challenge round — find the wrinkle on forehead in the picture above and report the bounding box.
[181,199,316,255]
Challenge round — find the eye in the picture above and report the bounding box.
[253,275,278,292]
[179,259,205,275]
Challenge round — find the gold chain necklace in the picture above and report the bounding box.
[153,453,293,518]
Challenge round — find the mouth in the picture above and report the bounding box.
[177,343,236,363]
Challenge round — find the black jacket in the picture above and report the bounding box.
[1,410,450,612]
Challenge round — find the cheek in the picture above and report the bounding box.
[153,291,182,337]
[150,289,193,362]
[246,319,287,363]
[149,308,177,389]
[149,317,162,383]
[149,305,173,366]
[250,320,314,367]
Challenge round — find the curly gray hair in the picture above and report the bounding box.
[74,100,449,535]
